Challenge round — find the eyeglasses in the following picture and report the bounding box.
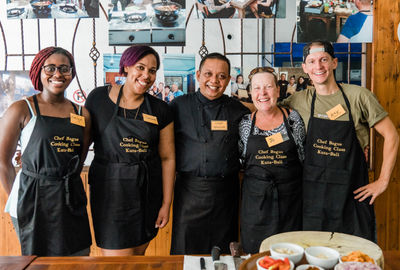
[248,66,276,80]
[42,65,73,76]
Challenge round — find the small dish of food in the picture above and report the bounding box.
[295,264,324,270]
[305,246,339,269]
[270,242,304,265]
[339,250,375,264]
[334,262,382,270]
[257,255,294,270]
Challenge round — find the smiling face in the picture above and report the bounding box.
[196,58,231,100]
[251,72,279,112]
[40,53,73,96]
[124,54,157,95]
[302,45,338,87]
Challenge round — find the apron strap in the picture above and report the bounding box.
[278,106,296,144]
[114,85,124,118]
[33,95,41,116]
[337,84,355,124]
[69,101,79,115]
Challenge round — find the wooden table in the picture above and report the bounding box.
[304,12,333,34]
[230,0,256,18]
[0,252,398,269]
[26,256,184,269]
[0,256,36,270]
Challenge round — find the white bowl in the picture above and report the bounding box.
[305,246,340,269]
[296,265,325,270]
[270,242,305,265]
[257,256,295,270]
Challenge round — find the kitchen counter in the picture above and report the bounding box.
[0,252,399,270]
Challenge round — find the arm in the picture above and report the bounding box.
[155,122,176,228]
[0,101,29,195]
[354,116,399,204]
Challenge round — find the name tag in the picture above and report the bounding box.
[238,89,249,99]
[211,120,228,131]
[265,132,284,147]
[142,113,158,125]
[326,104,346,120]
[70,113,85,127]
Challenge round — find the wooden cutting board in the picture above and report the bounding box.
[258,231,384,268]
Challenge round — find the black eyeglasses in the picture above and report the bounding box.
[42,65,73,76]
[248,66,276,80]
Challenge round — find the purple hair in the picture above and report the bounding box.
[119,45,160,75]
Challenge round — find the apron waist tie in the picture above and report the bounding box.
[22,155,81,214]
[244,172,279,213]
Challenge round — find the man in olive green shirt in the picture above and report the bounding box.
[282,40,398,240]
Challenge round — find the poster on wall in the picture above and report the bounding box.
[0,71,36,117]
[6,0,99,19]
[161,53,195,103]
[229,66,310,103]
[193,0,285,19]
[108,0,186,46]
[297,0,373,43]
[276,67,310,100]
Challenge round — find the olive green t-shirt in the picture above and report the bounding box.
[281,83,388,148]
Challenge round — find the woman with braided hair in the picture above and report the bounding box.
[0,47,92,256]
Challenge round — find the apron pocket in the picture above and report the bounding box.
[241,178,277,226]
[303,164,351,227]
[69,176,88,216]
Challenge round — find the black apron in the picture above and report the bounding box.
[303,86,375,241]
[240,108,302,254]
[17,95,91,256]
[89,86,162,249]
[171,95,239,255]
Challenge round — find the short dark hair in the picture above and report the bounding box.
[119,45,160,75]
[303,40,335,63]
[198,53,231,74]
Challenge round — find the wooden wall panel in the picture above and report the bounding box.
[372,0,400,251]
[0,186,20,255]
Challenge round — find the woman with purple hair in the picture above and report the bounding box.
[0,47,92,256]
[85,45,175,255]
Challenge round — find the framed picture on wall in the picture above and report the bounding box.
[194,0,286,19]
[107,0,186,46]
[6,0,100,19]
[164,76,183,90]
[0,71,36,118]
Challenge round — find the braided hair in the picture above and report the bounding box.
[29,47,76,91]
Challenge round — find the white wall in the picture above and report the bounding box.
[0,0,297,95]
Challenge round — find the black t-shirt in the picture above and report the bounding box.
[85,86,173,137]
[170,91,250,177]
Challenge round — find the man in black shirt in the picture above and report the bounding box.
[170,53,250,255]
